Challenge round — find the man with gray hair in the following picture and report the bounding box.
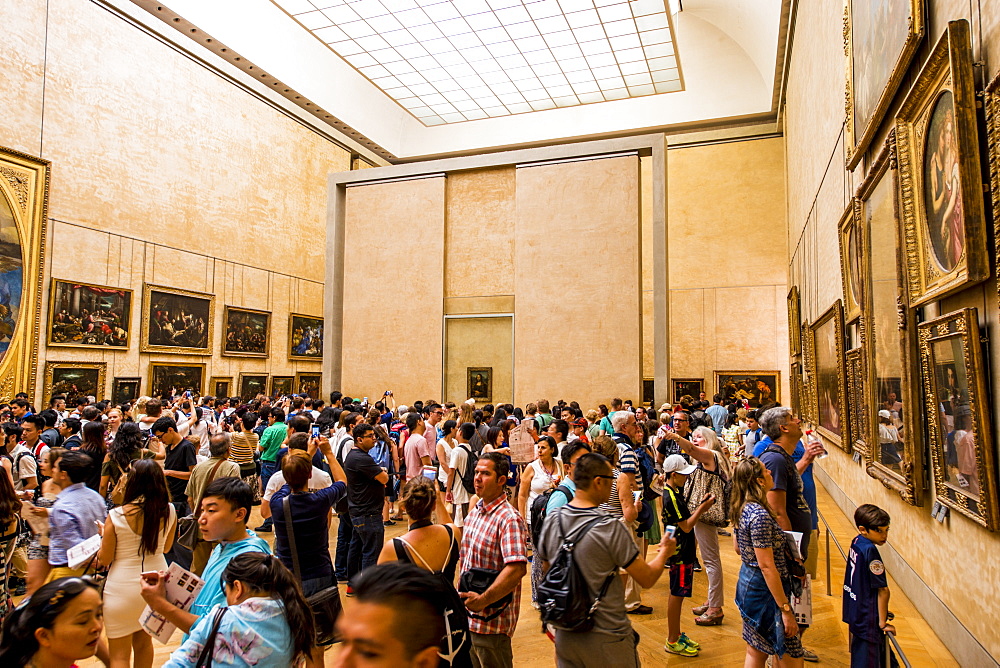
[186,432,241,574]
[757,406,813,560]
[610,407,653,615]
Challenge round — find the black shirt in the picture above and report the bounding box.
[164,438,197,503]
[345,448,385,516]
[760,444,812,555]
[661,483,695,564]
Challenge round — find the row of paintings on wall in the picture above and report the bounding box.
[44,362,322,404]
[48,281,324,361]
[789,19,1000,531]
[666,372,780,407]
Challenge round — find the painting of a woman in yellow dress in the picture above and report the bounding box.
[923,92,965,272]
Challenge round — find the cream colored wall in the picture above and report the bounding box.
[1,0,345,399]
[444,317,513,405]
[785,0,1000,662]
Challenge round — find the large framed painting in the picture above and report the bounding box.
[789,362,802,417]
[845,0,924,168]
[294,372,321,400]
[0,146,48,402]
[271,376,294,398]
[809,301,847,450]
[467,367,492,403]
[918,308,997,530]
[986,70,1000,336]
[672,378,703,403]
[858,132,922,505]
[845,348,869,459]
[837,202,867,323]
[141,284,214,355]
[222,306,270,358]
[111,377,141,405]
[209,376,232,399]
[895,21,988,307]
[149,363,204,398]
[44,362,106,403]
[48,280,131,349]
[715,372,779,408]
[238,373,268,401]
[288,314,323,361]
[787,286,802,356]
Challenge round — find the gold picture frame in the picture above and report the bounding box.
[845,347,869,459]
[47,279,132,349]
[714,371,779,408]
[43,362,106,403]
[111,377,141,405]
[271,376,294,397]
[801,323,815,423]
[209,376,233,399]
[809,301,848,450]
[0,145,48,402]
[895,20,988,307]
[918,308,997,529]
[789,361,802,417]
[238,373,268,401]
[844,0,924,169]
[985,69,1000,342]
[837,201,866,322]
[149,363,205,398]
[787,286,802,356]
[288,313,323,361]
[294,372,321,400]
[222,306,270,358]
[141,284,214,355]
[671,378,704,403]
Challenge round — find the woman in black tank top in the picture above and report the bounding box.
[378,477,461,580]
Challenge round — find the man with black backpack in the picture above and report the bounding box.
[445,422,477,527]
[537,453,676,666]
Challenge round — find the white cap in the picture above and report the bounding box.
[663,454,697,476]
[878,409,892,420]
[397,405,409,415]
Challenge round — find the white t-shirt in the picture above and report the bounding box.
[263,467,333,502]
[437,437,455,484]
[10,443,38,490]
[448,444,472,504]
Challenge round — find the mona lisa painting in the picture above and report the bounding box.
[895,20,987,307]
[467,367,492,403]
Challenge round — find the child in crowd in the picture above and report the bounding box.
[843,504,897,668]
[659,454,716,657]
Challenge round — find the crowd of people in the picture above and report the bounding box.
[0,389,897,668]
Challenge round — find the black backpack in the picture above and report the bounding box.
[537,510,616,632]
[457,443,476,495]
[529,484,572,547]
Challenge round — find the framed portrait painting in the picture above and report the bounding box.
[48,280,131,349]
[141,284,214,355]
[918,308,997,530]
[672,378,703,403]
[837,202,867,323]
[895,20,988,307]
[238,373,268,402]
[467,367,491,403]
[210,376,232,399]
[845,0,924,168]
[809,301,847,449]
[271,376,294,397]
[295,372,321,400]
[44,362,106,403]
[111,377,141,405]
[715,372,779,408]
[149,363,204,398]
[222,306,270,358]
[289,314,323,361]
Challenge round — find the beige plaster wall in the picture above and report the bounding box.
[342,177,445,402]
[785,0,1000,661]
[0,0,346,399]
[514,155,641,408]
[444,317,513,405]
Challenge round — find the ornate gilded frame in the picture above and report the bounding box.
[47,279,132,350]
[209,376,233,399]
[837,201,867,322]
[0,146,48,402]
[789,361,803,417]
[148,362,205,397]
[844,0,924,169]
[671,378,704,403]
[858,131,922,505]
[809,301,848,450]
[111,377,141,404]
[986,70,1000,335]
[221,305,270,358]
[270,376,294,397]
[238,373,268,401]
[288,313,323,361]
[895,20,988,307]
[43,362,107,402]
[918,309,997,529]
[294,371,321,399]
[787,286,802,356]
[801,322,816,423]
[844,347,869,458]
[140,284,214,355]
[714,371,780,408]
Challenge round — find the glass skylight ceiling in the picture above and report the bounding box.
[273,0,682,125]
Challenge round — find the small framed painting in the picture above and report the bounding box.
[467,367,491,403]
[149,363,204,398]
[289,314,323,360]
[295,372,321,400]
[715,372,779,408]
[222,306,270,357]
[271,376,294,398]
[141,284,214,355]
[111,377,141,405]
[210,376,233,399]
[47,280,132,349]
[809,301,848,450]
[44,362,106,403]
[671,378,704,403]
[238,373,268,402]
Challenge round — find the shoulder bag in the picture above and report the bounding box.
[682,451,730,527]
[283,495,342,646]
[177,458,228,551]
[194,607,228,667]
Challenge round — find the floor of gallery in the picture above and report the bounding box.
[78,481,956,667]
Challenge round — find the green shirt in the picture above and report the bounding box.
[259,422,287,462]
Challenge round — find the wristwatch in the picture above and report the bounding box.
[781,603,793,612]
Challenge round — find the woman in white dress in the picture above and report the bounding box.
[516,436,564,603]
[97,459,176,668]
[435,419,458,509]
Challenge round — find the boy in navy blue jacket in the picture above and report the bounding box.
[843,504,898,668]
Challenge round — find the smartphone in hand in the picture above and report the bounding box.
[664,524,677,539]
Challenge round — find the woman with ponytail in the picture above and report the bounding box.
[163,552,315,667]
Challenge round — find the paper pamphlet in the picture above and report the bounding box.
[783,530,804,562]
[20,501,50,544]
[508,422,536,463]
[792,573,813,626]
[140,562,206,644]
[67,534,102,570]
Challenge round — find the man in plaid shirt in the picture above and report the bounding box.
[459,451,528,668]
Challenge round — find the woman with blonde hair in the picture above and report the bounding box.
[730,458,803,667]
[458,402,475,427]
[662,425,732,626]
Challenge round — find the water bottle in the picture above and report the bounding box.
[805,429,828,458]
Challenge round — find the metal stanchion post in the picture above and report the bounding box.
[825,526,832,597]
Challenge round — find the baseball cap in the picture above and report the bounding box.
[663,454,697,476]
[573,417,588,428]
[659,403,671,412]
[877,409,891,420]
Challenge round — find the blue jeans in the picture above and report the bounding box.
[347,513,384,579]
[258,461,278,527]
[335,513,353,581]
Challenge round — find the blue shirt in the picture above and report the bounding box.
[546,478,576,514]
[48,483,106,566]
[191,533,271,621]
[165,598,294,668]
[753,437,817,530]
[706,404,728,434]
[843,534,887,642]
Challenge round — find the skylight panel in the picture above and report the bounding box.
[273,0,682,124]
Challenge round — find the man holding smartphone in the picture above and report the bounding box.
[345,422,389,580]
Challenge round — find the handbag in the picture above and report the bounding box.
[683,452,731,527]
[194,607,228,667]
[177,458,228,551]
[283,496,342,646]
[458,567,513,622]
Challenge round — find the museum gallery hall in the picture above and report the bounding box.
[1,0,1000,665]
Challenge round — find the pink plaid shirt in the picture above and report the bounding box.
[459,493,528,636]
